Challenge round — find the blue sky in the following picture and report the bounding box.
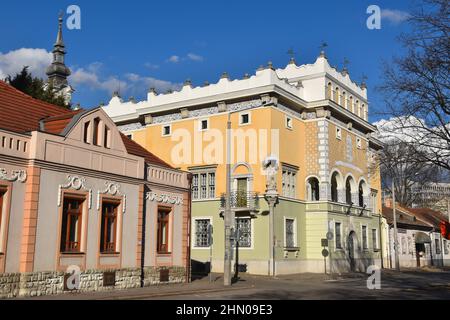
[0,0,413,122]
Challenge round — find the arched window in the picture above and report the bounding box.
[355,100,360,117]
[334,87,340,104]
[327,83,333,100]
[342,92,347,109]
[346,177,355,205]
[349,96,354,113]
[307,177,320,201]
[93,117,101,146]
[331,172,339,202]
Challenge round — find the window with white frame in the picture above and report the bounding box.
[444,240,449,255]
[191,169,216,200]
[335,222,342,249]
[282,165,298,198]
[199,119,209,131]
[194,219,211,248]
[336,127,342,140]
[162,125,172,137]
[356,137,362,149]
[435,239,441,255]
[285,218,296,248]
[286,116,293,130]
[236,218,252,248]
[239,112,251,125]
[372,229,379,251]
[362,225,368,250]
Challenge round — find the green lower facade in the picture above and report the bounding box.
[190,198,383,275]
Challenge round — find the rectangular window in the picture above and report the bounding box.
[100,200,120,253]
[208,173,215,199]
[286,116,293,130]
[191,171,216,200]
[285,218,295,248]
[192,174,199,199]
[239,113,250,125]
[195,219,211,248]
[200,173,207,199]
[435,239,441,255]
[162,125,171,137]
[282,165,298,198]
[362,226,368,250]
[335,222,342,249]
[336,127,342,140]
[372,229,379,251]
[60,197,84,253]
[356,138,362,149]
[157,208,171,254]
[199,119,209,131]
[236,218,251,248]
[444,240,449,255]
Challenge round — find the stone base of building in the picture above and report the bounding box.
[0,266,187,299]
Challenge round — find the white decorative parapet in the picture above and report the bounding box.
[0,168,27,183]
[146,192,183,205]
[147,165,189,189]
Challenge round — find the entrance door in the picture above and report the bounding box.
[348,232,356,272]
[415,243,425,268]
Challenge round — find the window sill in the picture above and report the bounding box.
[60,252,85,256]
[284,247,300,252]
[100,252,120,256]
[157,252,172,256]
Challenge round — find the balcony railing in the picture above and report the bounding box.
[220,191,260,211]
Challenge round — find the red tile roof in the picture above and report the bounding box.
[407,208,449,229]
[0,80,173,169]
[382,206,432,229]
[0,80,75,134]
[120,133,173,169]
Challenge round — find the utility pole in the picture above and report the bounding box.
[392,181,400,271]
[224,113,233,286]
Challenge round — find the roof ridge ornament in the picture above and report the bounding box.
[319,42,328,58]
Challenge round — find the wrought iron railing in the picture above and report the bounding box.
[220,191,260,210]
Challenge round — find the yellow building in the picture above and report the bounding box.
[104,52,384,275]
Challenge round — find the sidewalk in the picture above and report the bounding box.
[18,274,255,300]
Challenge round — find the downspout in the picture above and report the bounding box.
[378,214,384,269]
[186,173,193,283]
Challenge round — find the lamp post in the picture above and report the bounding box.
[392,181,400,271]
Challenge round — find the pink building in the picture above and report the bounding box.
[0,81,191,298]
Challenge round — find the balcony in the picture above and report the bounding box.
[220,191,260,212]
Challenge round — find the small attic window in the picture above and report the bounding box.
[104,126,111,149]
[93,118,101,146]
[83,122,91,144]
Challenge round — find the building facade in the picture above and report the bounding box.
[0,81,191,298]
[104,52,384,275]
[382,204,450,269]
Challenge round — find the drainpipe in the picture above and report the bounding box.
[378,214,384,269]
[186,173,193,283]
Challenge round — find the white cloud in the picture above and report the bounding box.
[381,9,411,24]
[125,73,181,95]
[0,48,52,80]
[167,55,180,63]
[0,47,180,101]
[187,53,204,62]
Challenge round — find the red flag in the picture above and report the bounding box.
[441,221,450,240]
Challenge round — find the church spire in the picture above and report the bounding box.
[46,13,71,91]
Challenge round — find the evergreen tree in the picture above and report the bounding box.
[5,67,71,109]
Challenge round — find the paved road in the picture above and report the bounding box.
[20,269,450,300]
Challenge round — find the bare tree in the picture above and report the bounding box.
[378,0,450,171]
[378,139,441,207]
